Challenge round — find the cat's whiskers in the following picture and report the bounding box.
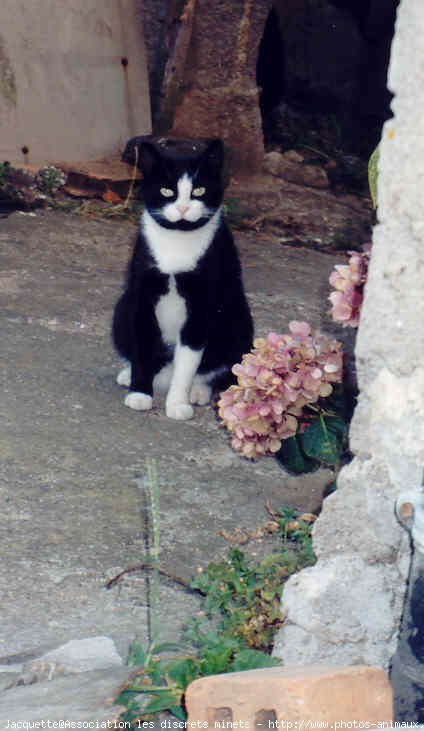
[147,206,215,224]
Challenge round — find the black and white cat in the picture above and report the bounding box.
[112,139,253,420]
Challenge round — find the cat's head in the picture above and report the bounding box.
[138,139,224,231]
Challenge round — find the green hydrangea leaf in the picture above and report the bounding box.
[368,144,380,209]
[324,415,347,437]
[276,435,318,474]
[301,419,342,465]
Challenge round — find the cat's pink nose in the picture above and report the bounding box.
[177,204,189,216]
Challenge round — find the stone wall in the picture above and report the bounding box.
[156,0,272,172]
[0,0,151,165]
[274,0,423,671]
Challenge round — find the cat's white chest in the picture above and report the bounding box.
[155,275,186,345]
[142,209,221,274]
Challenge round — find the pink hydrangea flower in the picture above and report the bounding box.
[217,322,343,460]
[328,245,371,328]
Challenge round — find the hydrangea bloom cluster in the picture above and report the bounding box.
[328,245,371,328]
[218,321,343,460]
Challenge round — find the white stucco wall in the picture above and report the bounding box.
[274,0,423,672]
[0,0,151,165]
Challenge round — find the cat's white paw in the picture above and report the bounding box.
[189,382,211,406]
[124,392,153,411]
[117,366,131,387]
[166,401,194,421]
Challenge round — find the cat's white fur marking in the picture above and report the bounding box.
[153,362,174,393]
[155,275,187,345]
[125,392,153,411]
[142,207,221,274]
[163,174,206,224]
[118,363,225,403]
[117,366,131,387]
[166,343,203,420]
[189,376,212,405]
[117,362,173,398]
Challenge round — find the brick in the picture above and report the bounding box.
[185,665,393,727]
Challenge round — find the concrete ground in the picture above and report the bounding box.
[0,209,352,669]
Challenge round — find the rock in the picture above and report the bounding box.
[17,637,124,682]
[312,458,406,565]
[274,556,404,668]
[173,86,265,173]
[170,1,271,172]
[282,149,304,164]
[263,151,329,189]
[0,668,130,724]
[227,174,370,249]
[263,151,285,177]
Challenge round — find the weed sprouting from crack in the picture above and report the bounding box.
[115,464,315,724]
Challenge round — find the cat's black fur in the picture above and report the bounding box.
[112,139,253,407]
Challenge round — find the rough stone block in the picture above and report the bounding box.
[312,458,408,565]
[40,636,123,674]
[264,151,329,189]
[172,86,265,172]
[0,668,130,724]
[274,557,404,669]
[186,665,393,726]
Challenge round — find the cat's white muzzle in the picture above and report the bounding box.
[163,172,208,223]
[164,199,207,223]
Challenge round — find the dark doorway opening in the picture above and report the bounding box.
[256,0,399,193]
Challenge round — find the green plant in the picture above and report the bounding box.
[223,196,247,228]
[285,381,349,473]
[116,547,283,722]
[277,507,316,567]
[218,322,346,471]
[0,161,12,188]
[115,460,191,721]
[116,483,315,724]
[146,459,160,644]
[276,399,348,474]
[190,511,316,656]
[50,197,144,223]
[368,143,380,209]
[115,458,316,723]
[35,165,67,195]
[189,547,288,652]
[116,638,190,721]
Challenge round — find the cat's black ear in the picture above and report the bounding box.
[138,142,162,177]
[199,139,224,175]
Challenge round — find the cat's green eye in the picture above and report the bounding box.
[192,186,206,197]
[160,187,174,198]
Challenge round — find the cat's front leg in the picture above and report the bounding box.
[124,298,161,412]
[125,391,153,411]
[123,324,158,412]
[125,358,154,411]
[166,343,203,420]
[118,363,153,409]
